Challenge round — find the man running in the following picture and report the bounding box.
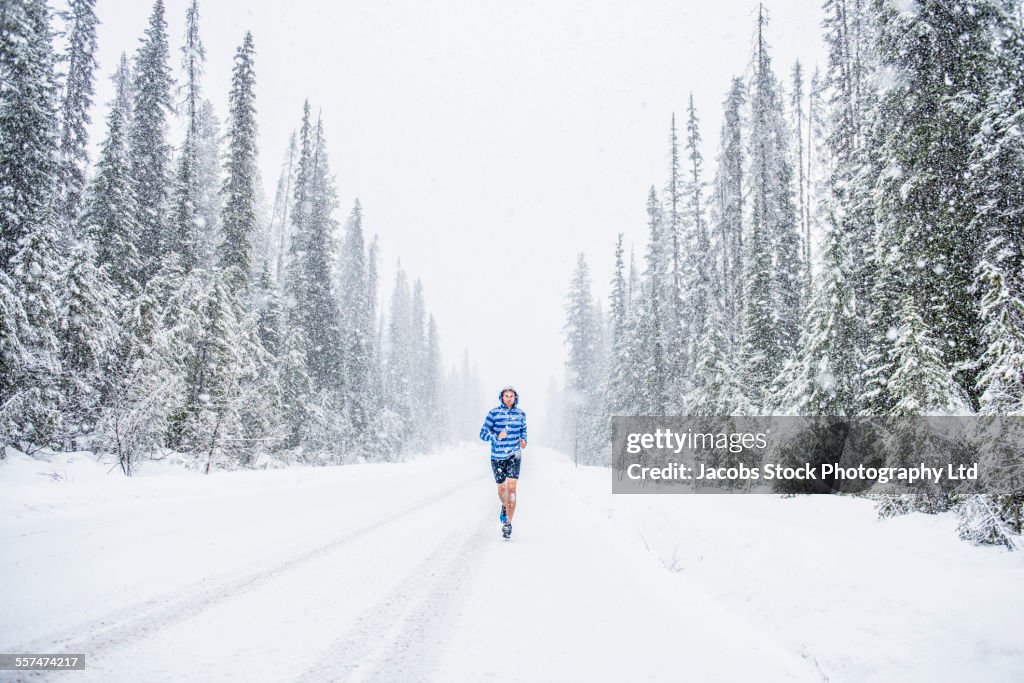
[479,386,527,539]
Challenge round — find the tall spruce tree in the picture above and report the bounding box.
[56,0,99,233]
[169,0,207,274]
[0,0,60,270]
[300,117,342,391]
[81,65,140,296]
[0,0,64,448]
[219,31,258,294]
[684,94,710,357]
[57,242,120,449]
[742,6,803,405]
[863,0,1004,412]
[338,200,373,437]
[128,0,173,282]
[711,78,746,343]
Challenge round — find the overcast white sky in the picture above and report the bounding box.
[87,0,826,423]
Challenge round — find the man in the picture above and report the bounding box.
[479,385,527,539]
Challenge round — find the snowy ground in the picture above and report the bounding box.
[1,444,1021,682]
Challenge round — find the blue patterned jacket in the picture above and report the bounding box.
[479,389,527,459]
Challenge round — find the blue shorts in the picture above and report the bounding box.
[491,454,521,484]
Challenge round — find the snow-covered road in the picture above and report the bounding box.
[1,447,820,682]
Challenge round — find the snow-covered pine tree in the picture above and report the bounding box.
[0,269,30,448]
[564,253,604,461]
[864,0,1005,411]
[606,234,632,416]
[888,296,970,416]
[690,286,751,416]
[80,65,140,296]
[95,283,180,474]
[9,220,66,450]
[0,0,60,271]
[278,318,311,451]
[194,99,222,269]
[633,190,670,415]
[385,265,415,444]
[169,0,207,275]
[365,233,383,411]
[773,221,860,416]
[710,78,746,344]
[56,0,99,234]
[743,5,804,406]
[0,0,64,450]
[171,272,271,469]
[338,200,373,441]
[627,246,640,312]
[219,31,258,294]
[663,114,686,399]
[970,1,1024,416]
[300,117,342,392]
[180,0,205,131]
[790,60,809,291]
[56,242,120,450]
[254,263,283,359]
[684,94,711,367]
[128,0,174,282]
[425,314,447,445]
[410,279,430,435]
[269,132,297,285]
[960,2,1024,545]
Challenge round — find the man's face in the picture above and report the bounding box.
[502,390,516,408]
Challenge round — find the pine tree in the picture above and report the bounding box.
[269,132,297,285]
[0,270,30,440]
[564,253,605,459]
[56,0,99,233]
[0,0,60,271]
[300,117,342,391]
[386,265,414,439]
[169,0,207,275]
[180,0,205,133]
[664,114,685,395]
[219,31,258,294]
[864,0,1005,411]
[742,6,803,404]
[773,223,861,415]
[410,279,430,434]
[970,2,1024,415]
[338,200,373,438]
[690,291,750,416]
[637,191,670,414]
[425,314,447,444]
[57,242,120,449]
[6,220,64,448]
[95,285,180,474]
[710,78,746,342]
[129,0,174,282]
[790,60,808,284]
[254,263,283,359]
[81,68,140,296]
[888,296,970,416]
[684,94,711,357]
[0,0,64,449]
[194,99,222,269]
[607,234,631,416]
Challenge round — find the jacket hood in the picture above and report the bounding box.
[498,385,519,408]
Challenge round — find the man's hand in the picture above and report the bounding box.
[497,430,507,440]
[519,439,526,449]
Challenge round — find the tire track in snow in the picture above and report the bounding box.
[3,473,482,681]
[295,513,494,683]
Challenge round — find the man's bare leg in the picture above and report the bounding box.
[505,477,518,522]
[497,482,509,519]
